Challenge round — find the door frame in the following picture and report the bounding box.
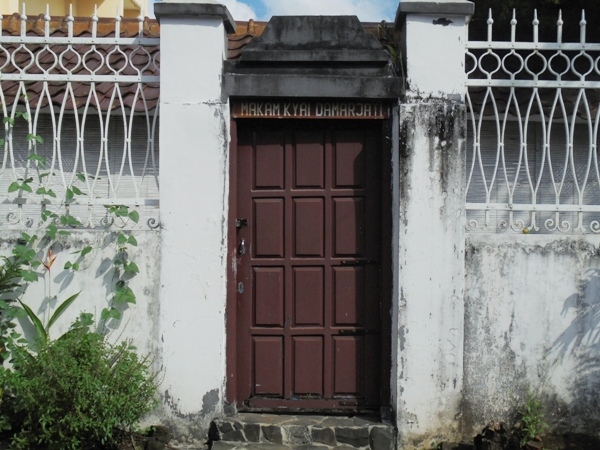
[225,110,393,415]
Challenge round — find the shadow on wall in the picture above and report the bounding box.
[551,268,600,434]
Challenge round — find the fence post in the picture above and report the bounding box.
[393,0,473,446]
[154,0,235,440]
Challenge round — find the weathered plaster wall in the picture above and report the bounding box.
[395,99,466,446]
[395,3,474,446]
[0,229,161,358]
[462,234,600,437]
[401,14,469,99]
[155,3,233,445]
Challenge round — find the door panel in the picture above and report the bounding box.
[236,120,382,411]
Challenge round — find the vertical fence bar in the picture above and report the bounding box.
[466,8,600,234]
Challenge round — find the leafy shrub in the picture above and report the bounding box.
[518,393,548,446]
[0,320,158,449]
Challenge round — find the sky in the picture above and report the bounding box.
[149,0,398,22]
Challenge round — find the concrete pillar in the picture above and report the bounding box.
[154,0,235,443]
[393,0,473,446]
[398,0,473,99]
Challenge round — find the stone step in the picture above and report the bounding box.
[211,443,357,450]
[208,413,396,450]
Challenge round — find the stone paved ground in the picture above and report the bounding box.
[209,413,396,450]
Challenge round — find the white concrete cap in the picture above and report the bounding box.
[156,0,223,3]
[396,0,474,27]
[154,0,235,33]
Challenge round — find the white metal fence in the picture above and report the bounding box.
[0,6,160,230]
[466,10,600,233]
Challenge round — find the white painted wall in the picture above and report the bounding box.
[463,234,600,437]
[394,3,471,447]
[0,229,161,360]
[395,101,466,446]
[402,13,469,99]
[156,3,231,445]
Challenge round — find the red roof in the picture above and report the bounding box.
[1,15,394,111]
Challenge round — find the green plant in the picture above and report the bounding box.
[378,22,406,90]
[0,108,143,346]
[0,316,158,450]
[0,236,42,364]
[101,205,140,323]
[518,393,548,446]
[17,291,79,350]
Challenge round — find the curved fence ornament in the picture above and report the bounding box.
[466,9,600,234]
[0,4,160,231]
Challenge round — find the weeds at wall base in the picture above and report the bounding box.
[0,316,160,450]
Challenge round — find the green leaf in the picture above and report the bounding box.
[64,261,72,270]
[41,210,57,222]
[23,249,36,261]
[100,308,111,321]
[36,187,47,195]
[117,234,127,245]
[72,263,79,271]
[46,224,57,239]
[58,230,70,236]
[20,270,38,282]
[128,210,140,223]
[12,308,27,319]
[20,183,32,193]
[20,232,31,242]
[65,188,74,200]
[115,285,136,304]
[76,173,86,183]
[60,215,81,227]
[47,292,80,330]
[28,154,46,165]
[71,185,83,196]
[101,307,121,321]
[26,134,44,144]
[46,189,56,198]
[81,246,92,257]
[17,299,47,345]
[127,235,138,246]
[7,182,19,193]
[116,206,128,217]
[124,262,139,274]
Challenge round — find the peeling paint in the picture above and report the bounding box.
[201,389,220,415]
[462,234,600,437]
[433,18,454,26]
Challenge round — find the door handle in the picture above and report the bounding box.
[238,239,246,255]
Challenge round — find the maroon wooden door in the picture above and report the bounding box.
[235,120,382,411]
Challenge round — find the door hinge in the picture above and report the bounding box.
[340,260,377,266]
[338,329,378,336]
[236,218,248,228]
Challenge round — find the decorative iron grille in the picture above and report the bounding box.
[0,5,160,230]
[466,9,600,233]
